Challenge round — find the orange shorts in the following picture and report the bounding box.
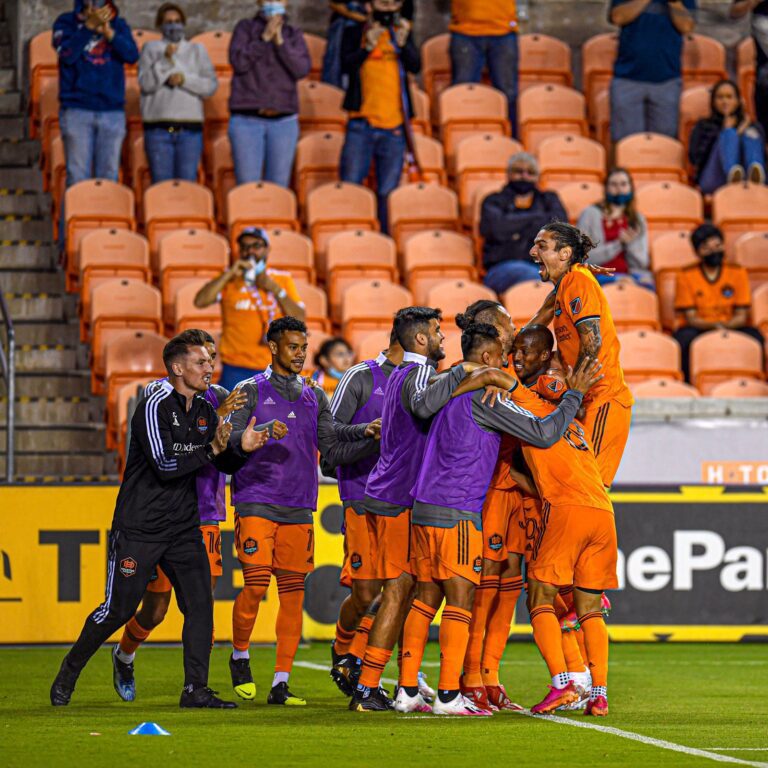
[366,510,412,581]
[340,507,378,587]
[411,520,483,585]
[583,398,632,487]
[482,487,527,561]
[146,523,222,593]
[526,503,619,591]
[234,514,315,574]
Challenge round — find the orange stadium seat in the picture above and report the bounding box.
[710,377,768,398]
[388,182,460,256]
[306,182,378,275]
[191,30,232,75]
[406,133,447,186]
[29,30,58,139]
[439,84,511,166]
[123,78,143,167]
[227,182,299,248]
[203,76,231,168]
[127,135,152,209]
[470,180,506,257]
[304,33,327,81]
[632,377,700,398]
[618,329,683,384]
[733,232,768,292]
[266,228,316,284]
[454,134,523,225]
[210,135,236,225]
[501,280,551,329]
[650,230,698,331]
[90,279,163,394]
[682,33,727,88]
[293,279,332,334]
[341,280,412,347]
[111,376,155,457]
[712,183,768,253]
[518,84,587,154]
[635,181,703,243]
[518,33,572,90]
[538,134,606,189]
[591,87,611,150]
[737,37,756,119]
[174,280,222,333]
[130,28,162,56]
[294,131,344,208]
[690,329,765,394]
[39,79,60,181]
[411,87,432,137]
[437,327,464,372]
[603,282,661,331]
[298,80,347,134]
[354,330,391,363]
[403,230,477,305]
[615,133,687,184]
[305,330,332,373]
[49,136,66,235]
[582,33,618,124]
[679,86,711,155]
[426,279,497,324]
[422,33,452,124]
[557,181,604,223]
[753,283,768,337]
[326,230,398,324]
[65,180,135,291]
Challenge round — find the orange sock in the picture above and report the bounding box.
[438,605,472,691]
[348,614,374,660]
[481,575,522,687]
[232,565,270,652]
[400,599,437,687]
[463,575,499,687]
[358,645,393,689]
[333,620,356,656]
[530,604,567,677]
[579,611,609,687]
[274,573,305,673]
[575,627,588,664]
[562,630,585,672]
[119,616,151,655]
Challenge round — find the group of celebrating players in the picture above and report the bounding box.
[50,219,632,719]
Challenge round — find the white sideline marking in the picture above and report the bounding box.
[293,660,398,686]
[708,750,768,753]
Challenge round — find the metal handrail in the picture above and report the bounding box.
[0,290,15,482]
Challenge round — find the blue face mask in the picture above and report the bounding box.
[243,258,267,285]
[262,1,286,17]
[161,22,185,43]
[606,192,633,207]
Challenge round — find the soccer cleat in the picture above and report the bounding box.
[558,670,591,710]
[267,681,306,706]
[601,593,612,617]
[460,683,494,713]
[179,686,238,708]
[111,646,136,702]
[531,682,580,714]
[585,695,609,717]
[417,671,436,702]
[432,693,493,716]
[349,686,395,712]
[394,687,432,713]
[229,654,256,700]
[485,684,524,711]
[50,658,79,706]
[330,653,359,697]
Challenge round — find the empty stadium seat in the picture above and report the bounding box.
[267,229,316,284]
[632,377,700,398]
[591,87,611,150]
[208,135,235,225]
[227,182,299,249]
[603,282,661,331]
[682,33,727,88]
[737,37,756,119]
[618,329,683,384]
[709,377,768,398]
[191,30,231,76]
[650,230,698,331]
[538,134,606,189]
[426,279,497,324]
[501,280,552,329]
[341,280,412,348]
[111,376,156,456]
[304,32,327,81]
[422,33,452,124]
[557,181,604,223]
[712,183,768,253]
[294,132,344,208]
[679,86,711,155]
[39,78,60,176]
[411,87,432,137]
[298,80,347,134]
[635,181,704,243]
[127,136,152,209]
[437,327,464,372]
[388,182,460,256]
[470,181,505,249]
[174,280,222,333]
[407,133,448,186]
[203,75,231,163]
[689,329,765,395]
[615,133,687,184]
[518,84,587,154]
[518,33,573,89]
[732,232,768,292]
[305,330,332,374]
[29,30,58,139]
[293,279,332,334]
[582,33,618,124]
[752,283,768,337]
[354,330,391,363]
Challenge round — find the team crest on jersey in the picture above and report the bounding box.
[721,284,735,298]
[373,387,385,396]
[119,557,137,577]
[196,417,208,434]
[472,556,483,574]
[243,538,258,555]
[569,297,582,315]
[263,397,275,405]
[488,533,503,551]
[350,553,362,570]
[554,301,562,317]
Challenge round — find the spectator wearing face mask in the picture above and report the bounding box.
[228,0,311,188]
[138,3,218,183]
[311,337,355,397]
[479,151,568,293]
[193,227,306,390]
[576,168,653,289]
[673,223,764,382]
[53,0,139,187]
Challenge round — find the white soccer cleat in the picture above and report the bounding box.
[558,670,591,711]
[417,671,436,702]
[394,687,432,713]
[431,693,493,716]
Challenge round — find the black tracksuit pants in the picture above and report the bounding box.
[65,528,213,688]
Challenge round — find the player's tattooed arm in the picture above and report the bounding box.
[575,318,602,367]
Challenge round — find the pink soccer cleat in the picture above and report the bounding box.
[530,682,579,714]
[585,695,609,717]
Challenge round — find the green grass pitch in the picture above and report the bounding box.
[2,642,767,767]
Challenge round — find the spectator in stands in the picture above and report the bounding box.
[576,168,653,289]
[311,336,355,397]
[338,0,421,231]
[674,223,764,382]
[609,0,696,142]
[53,0,139,187]
[480,152,568,293]
[730,0,768,139]
[689,79,766,194]
[228,1,311,188]
[138,3,218,184]
[449,0,520,134]
[193,227,306,390]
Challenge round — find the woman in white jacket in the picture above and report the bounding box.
[138,3,217,182]
[576,168,654,289]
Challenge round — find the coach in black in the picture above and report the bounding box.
[50,330,268,709]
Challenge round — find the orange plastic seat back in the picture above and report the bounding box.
[650,230,698,331]
[437,327,465,372]
[603,282,661,331]
[617,329,682,384]
[712,182,768,253]
[388,182,460,254]
[679,86,711,154]
[591,88,611,150]
[293,279,331,334]
[227,182,299,247]
[501,280,552,329]
[632,377,700,398]
[635,181,704,243]
[294,132,344,207]
[354,330,391,363]
[518,84,587,154]
[582,33,618,110]
[615,132,686,184]
[298,80,347,134]
[557,181,603,223]
[266,229,316,284]
[190,30,232,73]
[538,134,606,188]
[733,232,768,292]
[341,279,412,346]
[709,377,768,398]
[426,279,497,323]
[682,33,727,88]
[105,330,168,410]
[737,37,756,118]
[210,134,236,225]
[29,31,58,137]
[752,283,768,336]
[303,33,327,81]
[518,33,572,89]
[690,329,765,394]
[411,87,432,137]
[174,281,222,333]
[422,33,452,123]
[408,133,447,186]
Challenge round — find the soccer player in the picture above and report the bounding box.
[50,330,268,708]
[395,324,600,715]
[529,221,634,487]
[111,331,248,702]
[226,317,381,706]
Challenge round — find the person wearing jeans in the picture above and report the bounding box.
[138,2,217,183]
[448,1,519,135]
[228,1,310,188]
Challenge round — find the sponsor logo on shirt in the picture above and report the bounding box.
[173,442,200,452]
[287,411,297,419]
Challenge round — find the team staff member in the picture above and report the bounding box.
[51,330,269,709]
[194,227,305,390]
[529,221,634,487]
[226,317,381,707]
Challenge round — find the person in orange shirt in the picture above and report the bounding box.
[193,227,305,391]
[449,0,520,133]
[674,223,764,383]
[529,220,634,488]
[311,336,355,398]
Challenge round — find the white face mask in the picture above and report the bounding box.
[243,258,267,285]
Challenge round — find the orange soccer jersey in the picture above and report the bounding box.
[674,263,751,325]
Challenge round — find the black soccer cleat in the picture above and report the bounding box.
[267,681,306,706]
[349,685,395,712]
[180,685,238,709]
[330,653,360,697]
[50,657,80,706]
[229,654,256,700]
[112,647,136,702]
